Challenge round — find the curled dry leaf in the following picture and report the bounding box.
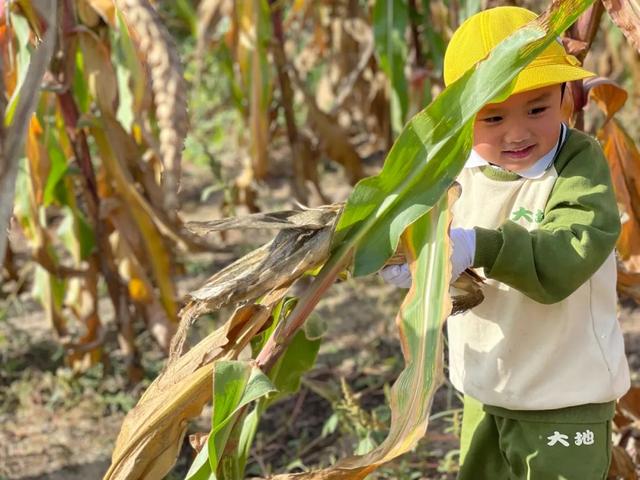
[617,386,640,423]
[170,206,340,360]
[115,0,189,215]
[289,66,364,184]
[450,270,485,315]
[585,77,628,121]
[186,207,340,234]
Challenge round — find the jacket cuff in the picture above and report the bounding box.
[473,227,503,270]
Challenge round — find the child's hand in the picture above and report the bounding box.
[379,263,412,288]
[450,228,476,281]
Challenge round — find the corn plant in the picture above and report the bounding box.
[103,1,601,478]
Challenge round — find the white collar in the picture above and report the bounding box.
[464,124,567,179]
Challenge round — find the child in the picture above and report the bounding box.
[381,6,630,479]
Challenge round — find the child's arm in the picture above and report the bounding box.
[473,134,621,304]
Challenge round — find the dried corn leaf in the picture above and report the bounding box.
[89,115,179,322]
[115,0,189,214]
[618,269,640,303]
[602,0,640,54]
[104,289,286,480]
[305,94,364,185]
[182,208,337,317]
[598,119,640,272]
[186,206,341,234]
[617,386,640,422]
[108,213,176,350]
[77,29,118,113]
[586,79,640,279]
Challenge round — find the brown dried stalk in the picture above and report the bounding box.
[115,0,189,217]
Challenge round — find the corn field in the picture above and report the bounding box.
[3,0,640,479]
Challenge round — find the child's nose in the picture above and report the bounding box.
[503,123,531,145]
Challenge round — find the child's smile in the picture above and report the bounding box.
[473,85,564,172]
[502,144,537,160]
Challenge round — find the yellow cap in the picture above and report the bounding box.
[443,6,594,94]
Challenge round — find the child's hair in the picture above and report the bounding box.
[443,6,593,95]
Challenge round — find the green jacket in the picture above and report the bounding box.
[473,129,621,304]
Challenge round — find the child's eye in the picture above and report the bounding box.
[529,106,548,116]
[481,116,503,124]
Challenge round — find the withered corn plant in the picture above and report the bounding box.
[103,1,601,478]
[0,0,221,377]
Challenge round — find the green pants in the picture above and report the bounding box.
[458,396,615,480]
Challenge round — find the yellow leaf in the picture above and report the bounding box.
[586,78,628,121]
[128,277,150,302]
[26,115,48,205]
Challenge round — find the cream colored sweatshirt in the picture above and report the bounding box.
[449,128,630,410]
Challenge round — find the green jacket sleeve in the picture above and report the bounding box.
[472,131,621,304]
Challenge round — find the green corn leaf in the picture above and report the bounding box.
[235,315,327,475]
[267,314,326,402]
[271,186,456,480]
[185,361,276,480]
[57,207,96,262]
[373,0,409,136]
[334,0,597,278]
[250,296,298,357]
[43,136,69,207]
[73,46,90,115]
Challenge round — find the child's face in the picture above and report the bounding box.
[473,85,563,172]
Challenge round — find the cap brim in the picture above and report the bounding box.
[512,64,595,94]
